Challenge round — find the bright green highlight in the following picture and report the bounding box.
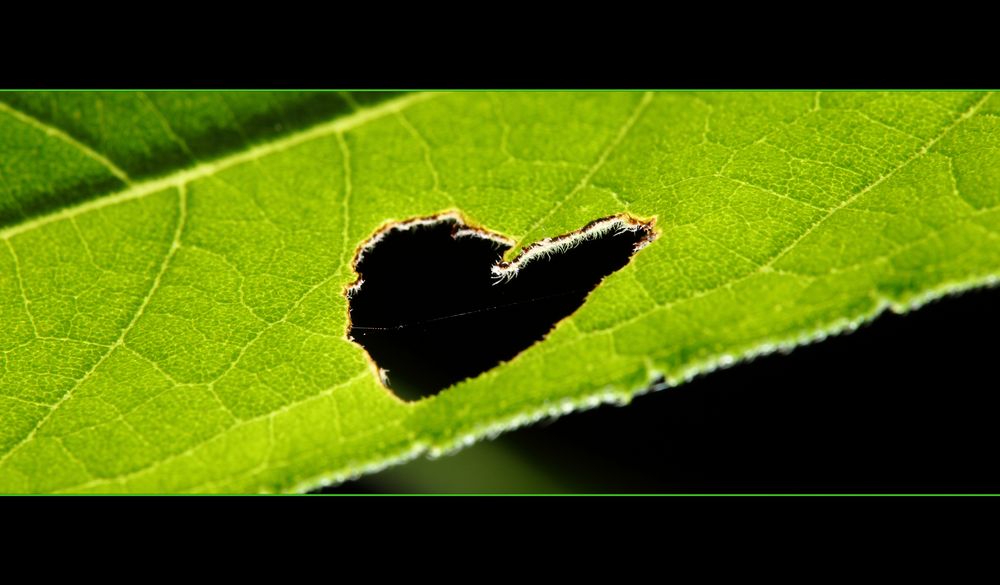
[0,91,998,493]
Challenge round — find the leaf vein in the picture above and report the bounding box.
[600,92,993,334]
[0,92,441,241]
[516,91,653,248]
[0,186,188,466]
[61,370,373,493]
[3,238,39,337]
[0,100,133,185]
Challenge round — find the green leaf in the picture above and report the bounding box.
[1,91,997,493]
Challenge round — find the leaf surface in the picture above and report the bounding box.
[1,91,998,493]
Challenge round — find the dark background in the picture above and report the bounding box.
[324,227,1000,493]
[291,84,999,495]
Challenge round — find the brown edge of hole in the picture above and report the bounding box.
[341,210,659,399]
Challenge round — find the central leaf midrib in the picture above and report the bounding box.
[0,91,439,241]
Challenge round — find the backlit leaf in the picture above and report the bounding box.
[1,90,997,493]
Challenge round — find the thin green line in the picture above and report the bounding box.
[1,89,997,92]
[8,493,999,496]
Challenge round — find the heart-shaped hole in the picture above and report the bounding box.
[347,214,655,401]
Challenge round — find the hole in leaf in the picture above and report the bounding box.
[347,214,655,401]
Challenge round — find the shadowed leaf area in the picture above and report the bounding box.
[0,92,400,226]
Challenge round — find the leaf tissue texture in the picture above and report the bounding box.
[0,91,998,493]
